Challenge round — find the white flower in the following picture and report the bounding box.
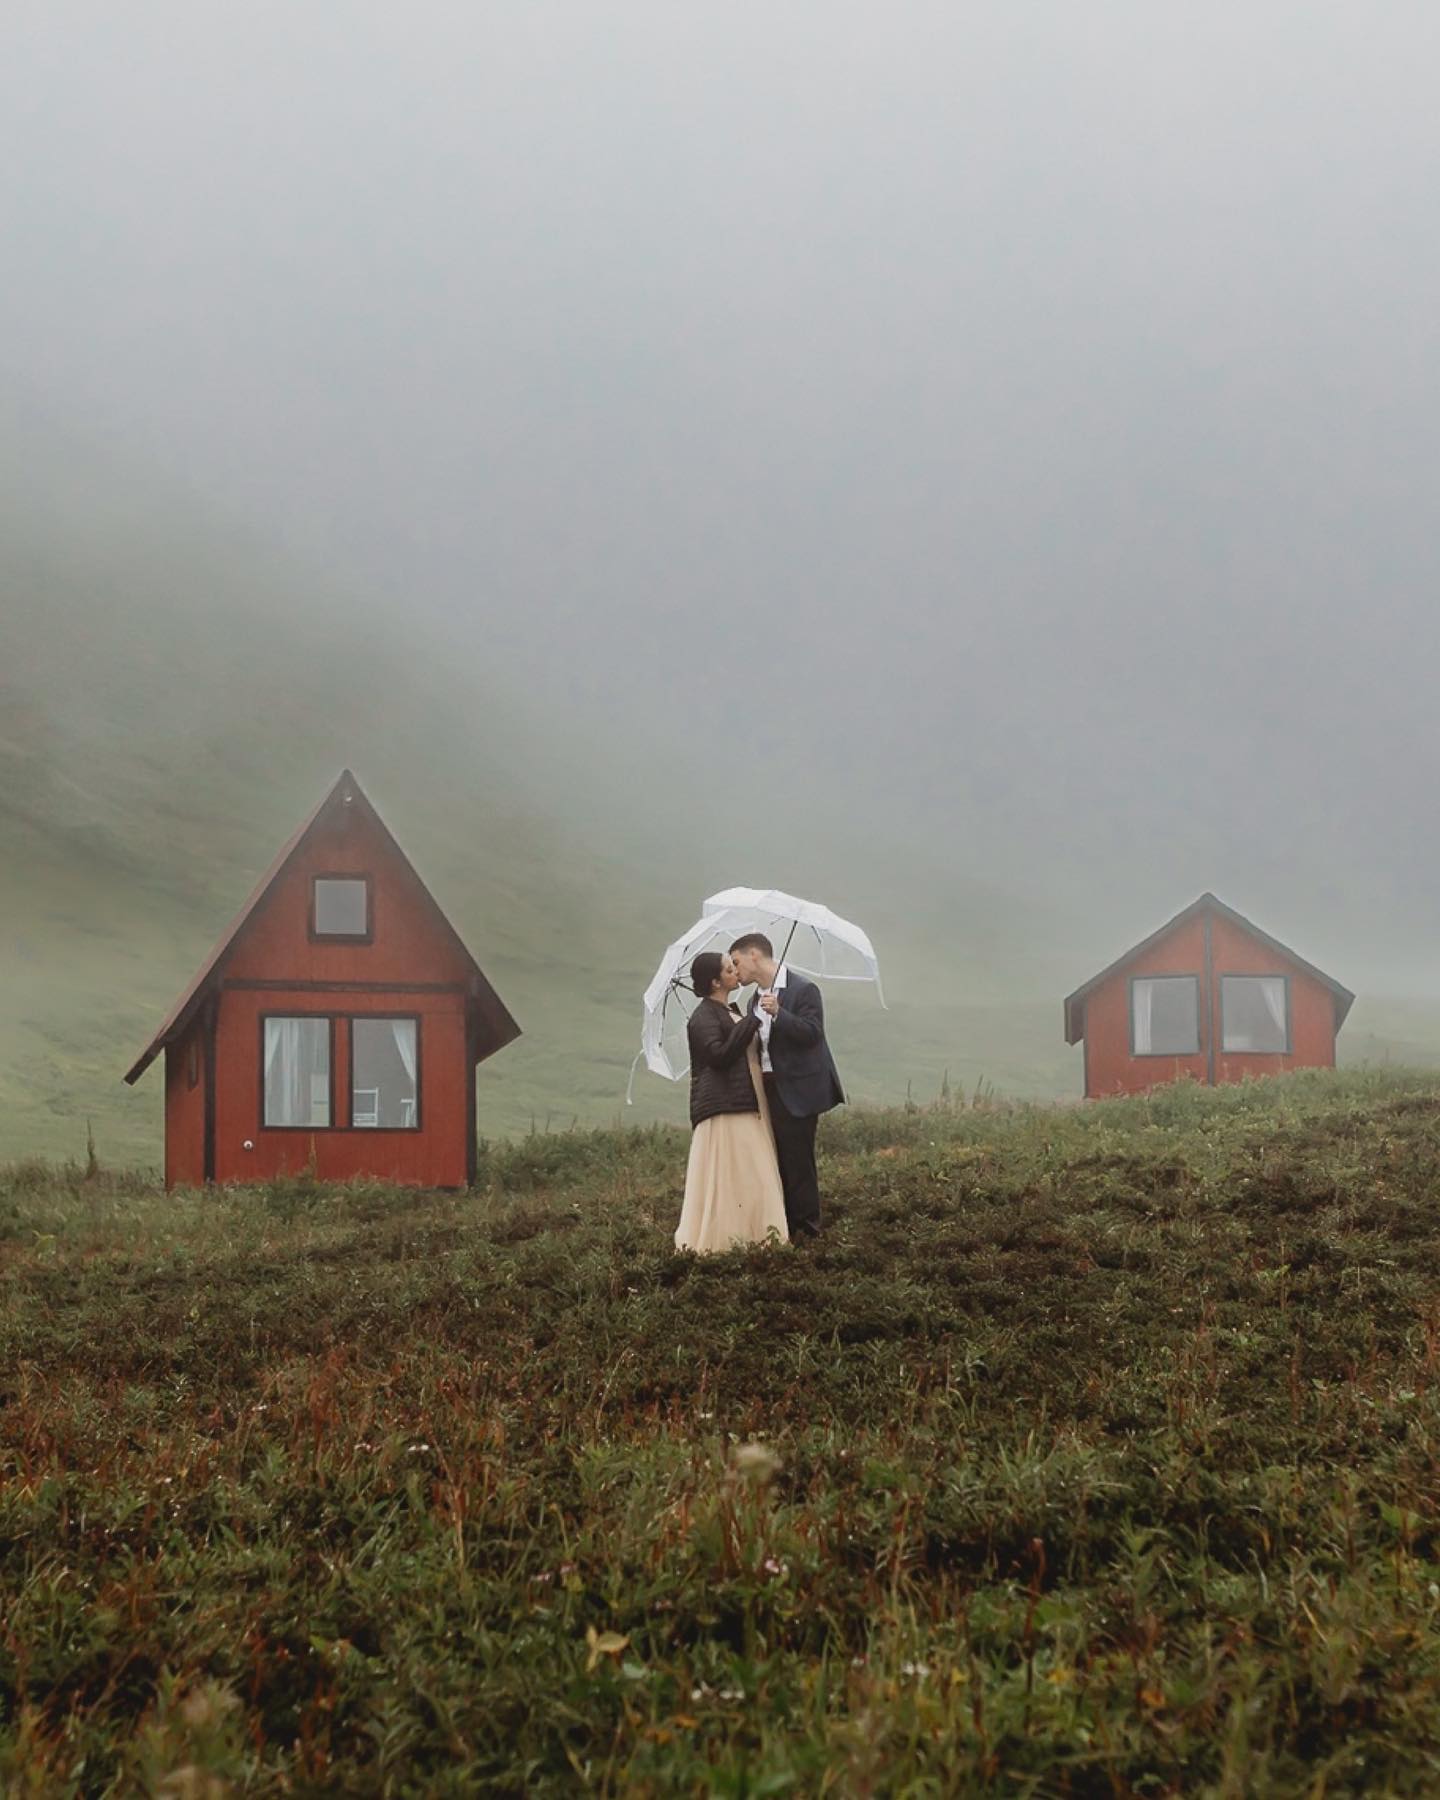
[900,1661,931,1679]
[731,1442,781,1481]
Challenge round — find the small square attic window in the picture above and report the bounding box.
[313,876,370,940]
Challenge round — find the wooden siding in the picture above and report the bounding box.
[163,1026,206,1188]
[1082,910,1340,1099]
[162,794,482,1189]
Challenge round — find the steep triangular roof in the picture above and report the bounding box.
[1063,892,1355,1045]
[124,770,520,1083]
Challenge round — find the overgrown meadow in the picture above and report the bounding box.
[4,1070,1440,1795]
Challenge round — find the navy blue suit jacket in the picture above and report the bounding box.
[753,971,845,1119]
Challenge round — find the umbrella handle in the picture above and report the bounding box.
[625,1049,645,1106]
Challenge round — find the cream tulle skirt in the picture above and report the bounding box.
[674,1044,789,1254]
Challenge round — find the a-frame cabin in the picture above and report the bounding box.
[125,770,520,1188]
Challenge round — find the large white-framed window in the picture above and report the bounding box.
[1221,975,1290,1054]
[350,1017,420,1130]
[262,1016,333,1127]
[1130,976,1200,1057]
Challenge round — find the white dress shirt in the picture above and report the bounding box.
[756,964,788,1073]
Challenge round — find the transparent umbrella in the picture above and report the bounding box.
[628,888,885,1100]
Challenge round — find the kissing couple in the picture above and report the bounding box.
[673,931,845,1255]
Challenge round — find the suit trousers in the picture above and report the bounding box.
[763,1074,822,1236]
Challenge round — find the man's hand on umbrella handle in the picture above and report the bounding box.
[760,993,780,1017]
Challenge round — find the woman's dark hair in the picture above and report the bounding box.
[690,951,725,999]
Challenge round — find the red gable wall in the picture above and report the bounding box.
[1082,911,1339,1099]
[1208,911,1337,1087]
[197,802,476,1186]
[221,803,473,990]
[1082,916,1209,1097]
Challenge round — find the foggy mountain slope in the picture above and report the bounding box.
[1,429,1088,1164]
[0,426,656,1159]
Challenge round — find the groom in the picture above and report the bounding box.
[728,932,844,1238]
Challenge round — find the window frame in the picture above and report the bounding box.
[348,1013,423,1133]
[309,873,374,945]
[1220,973,1292,1056]
[1128,974,1202,1059]
[259,1013,338,1131]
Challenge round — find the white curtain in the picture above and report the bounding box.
[1222,978,1287,1052]
[264,1018,328,1126]
[390,1019,417,1085]
[1132,981,1154,1054]
[1259,978,1287,1043]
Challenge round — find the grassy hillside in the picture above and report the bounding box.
[5,1070,1440,1791]
[8,428,1440,1164]
[0,429,1089,1165]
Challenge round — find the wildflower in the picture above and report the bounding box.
[407,1442,430,1453]
[762,1556,786,1576]
[178,1682,240,1730]
[901,1661,931,1679]
[585,1625,630,1671]
[731,1441,781,1482]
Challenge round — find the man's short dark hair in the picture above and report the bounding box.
[729,932,774,958]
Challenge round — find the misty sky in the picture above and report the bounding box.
[6,3,1440,988]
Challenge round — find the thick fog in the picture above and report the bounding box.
[7,2,1440,992]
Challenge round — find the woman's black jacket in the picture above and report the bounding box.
[687,1000,761,1128]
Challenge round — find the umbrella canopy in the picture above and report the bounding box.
[629,888,885,1098]
[702,887,886,991]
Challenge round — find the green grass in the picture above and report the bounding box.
[5,1069,1440,1793]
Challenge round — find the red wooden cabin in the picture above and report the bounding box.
[1064,893,1354,1099]
[125,770,520,1188]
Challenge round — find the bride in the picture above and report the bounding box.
[673,951,789,1254]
